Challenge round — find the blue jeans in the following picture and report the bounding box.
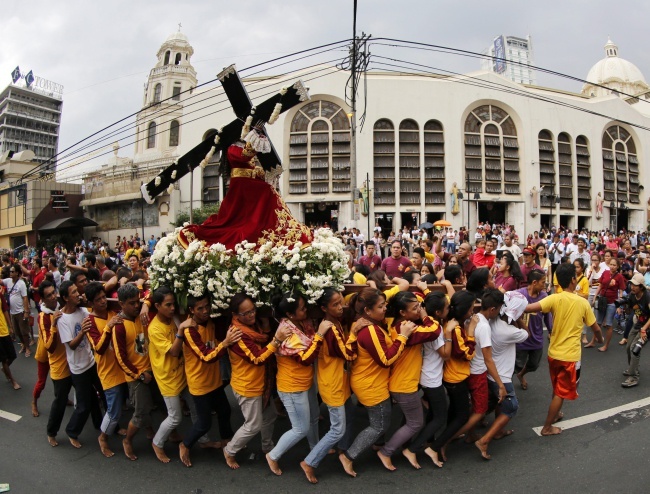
[304,397,355,468]
[101,383,127,435]
[446,242,456,253]
[596,303,616,327]
[268,388,320,461]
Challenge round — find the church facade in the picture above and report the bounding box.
[172,37,650,239]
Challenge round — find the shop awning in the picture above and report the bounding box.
[38,217,98,231]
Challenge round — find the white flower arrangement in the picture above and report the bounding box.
[148,227,350,316]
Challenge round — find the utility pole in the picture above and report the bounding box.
[350,0,358,228]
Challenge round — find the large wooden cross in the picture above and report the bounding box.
[141,65,309,203]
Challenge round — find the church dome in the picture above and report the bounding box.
[582,39,649,97]
[165,30,190,45]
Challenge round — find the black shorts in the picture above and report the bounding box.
[515,348,544,373]
[0,335,17,364]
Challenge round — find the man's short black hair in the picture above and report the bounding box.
[555,263,576,289]
[481,288,504,310]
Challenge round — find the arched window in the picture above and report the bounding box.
[164,51,170,65]
[153,83,162,103]
[538,130,556,208]
[373,119,395,205]
[288,100,350,195]
[464,104,519,195]
[399,119,420,205]
[558,133,573,208]
[169,120,179,147]
[147,121,156,149]
[602,125,639,204]
[576,136,591,210]
[174,53,182,65]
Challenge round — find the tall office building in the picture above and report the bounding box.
[482,35,536,85]
[0,79,63,169]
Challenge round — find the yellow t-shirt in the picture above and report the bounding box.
[0,310,9,338]
[539,291,596,362]
[147,316,186,397]
[554,273,589,297]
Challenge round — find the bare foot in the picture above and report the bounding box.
[12,381,21,390]
[401,448,421,469]
[123,439,138,460]
[475,440,491,460]
[540,425,562,436]
[581,337,588,345]
[98,435,115,458]
[516,371,528,390]
[199,440,221,449]
[266,453,282,475]
[179,442,192,467]
[31,401,39,416]
[583,342,595,348]
[493,429,514,440]
[464,432,480,444]
[224,449,239,470]
[152,442,171,463]
[69,437,82,449]
[117,428,127,436]
[598,346,608,352]
[338,453,357,478]
[423,447,444,468]
[300,460,318,484]
[25,350,31,358]
[553,412,564,423]
[47,436,58,447]
[168,431,183,443]
[377,450,396,471]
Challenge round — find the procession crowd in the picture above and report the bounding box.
[1,223,649,484]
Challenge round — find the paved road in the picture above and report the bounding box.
[1,332,650,493]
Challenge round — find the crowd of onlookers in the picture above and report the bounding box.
[1,222,649,484]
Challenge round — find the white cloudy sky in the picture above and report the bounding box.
[2,0,648,175]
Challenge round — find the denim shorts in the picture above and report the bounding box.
[596,303,616,327]
[487,380,518,418]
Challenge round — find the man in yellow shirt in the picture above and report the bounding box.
[0,282,19,390]
[148,286,221,464]
[525,263,602,436]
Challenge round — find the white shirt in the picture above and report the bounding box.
[501,244,522,260]
[565,243,579,256]
[51,270,62,289]
[446,231,456,242]
[3,278,27,314]
[419,334,446,388]
[470,313,492,375]
[588,266,606,296]
[487,318,529,383]
[570,250,591,265]
[549,242,565,264]
[57,308,94,375]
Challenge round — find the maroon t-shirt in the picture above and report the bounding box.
[381,256,412,278]
[520,263,542,288]
[599,270,626,304]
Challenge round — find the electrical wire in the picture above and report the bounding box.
[20,39,351,181]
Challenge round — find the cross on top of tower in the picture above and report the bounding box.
[178,22,182,32]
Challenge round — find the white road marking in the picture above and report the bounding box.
[533,396,650,436]
[0,409,22,422]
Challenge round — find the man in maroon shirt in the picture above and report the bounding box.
[358,241,382,272]
[520,248,542,288]
[435,236,476,276]
[380,241,412,278]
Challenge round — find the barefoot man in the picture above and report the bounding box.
[112,284,155,460]
[525,263,603,435]
[83,282,127,457]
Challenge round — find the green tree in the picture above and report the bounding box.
[171,202,220,227]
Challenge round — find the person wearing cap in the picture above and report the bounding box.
[520,249,542,289]
[621,273,650,388]
[475,290,530,459]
